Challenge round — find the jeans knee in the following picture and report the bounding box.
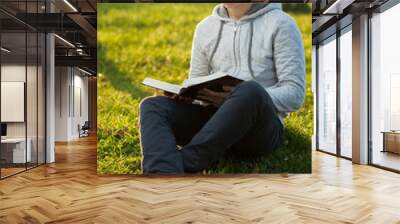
[140,96,167,112]
[231,81,268,103]
[236,81,265,97]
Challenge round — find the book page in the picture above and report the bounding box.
[183,72,228,88]
[142,78,182,95]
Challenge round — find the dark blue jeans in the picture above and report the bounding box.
[139,81,283,174]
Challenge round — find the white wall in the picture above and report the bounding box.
[1,65,26,139]
[0,65,40,138]
[1,63,46,164]
[72,72,89,138]
[55,66,70,141]
[55,67,89,141]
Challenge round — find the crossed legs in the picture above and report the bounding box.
[139,81,283,174]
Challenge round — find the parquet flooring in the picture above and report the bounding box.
[1,136,400,223]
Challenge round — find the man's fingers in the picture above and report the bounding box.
[197,90,214,99]
[197,87,231,107]
[202,88,219,96]
[197,94,217,106]
[222,85,234,92]
[198,88,215,97]
[197,94,213,102]
[164,91,183,101]
[173,95,194,103]
[164,91,174,97]
[203,88,228,98]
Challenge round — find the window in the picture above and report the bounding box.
[370,3,400,171]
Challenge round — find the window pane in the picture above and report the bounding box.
[318,37,337,154]
[1,31,28,177]
[340,29,352,158]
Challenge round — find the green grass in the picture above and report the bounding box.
[97,4,313,174]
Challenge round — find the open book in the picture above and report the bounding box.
[142,72,243,98]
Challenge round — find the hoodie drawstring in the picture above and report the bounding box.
[208,20,255,79]
[248,20,255,80]
[208,21,224,74]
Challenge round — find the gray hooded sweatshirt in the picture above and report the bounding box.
[189,3,306,121]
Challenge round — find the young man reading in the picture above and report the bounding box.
[139,3,306,174]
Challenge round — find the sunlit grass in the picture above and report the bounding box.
[97,4,312,174]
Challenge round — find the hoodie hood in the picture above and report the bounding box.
[212,3,282,22]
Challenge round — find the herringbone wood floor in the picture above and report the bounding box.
[1,136,400,224]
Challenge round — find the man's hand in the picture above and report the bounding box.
[197,85,234,107]
[163,91,194,104]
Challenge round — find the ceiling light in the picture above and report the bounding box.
[323,0,355,15]
[78,67,93,76]
[1,47,11,53]
[54,34,75,48]
[76,48,87,56]
[63,0,78,12]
